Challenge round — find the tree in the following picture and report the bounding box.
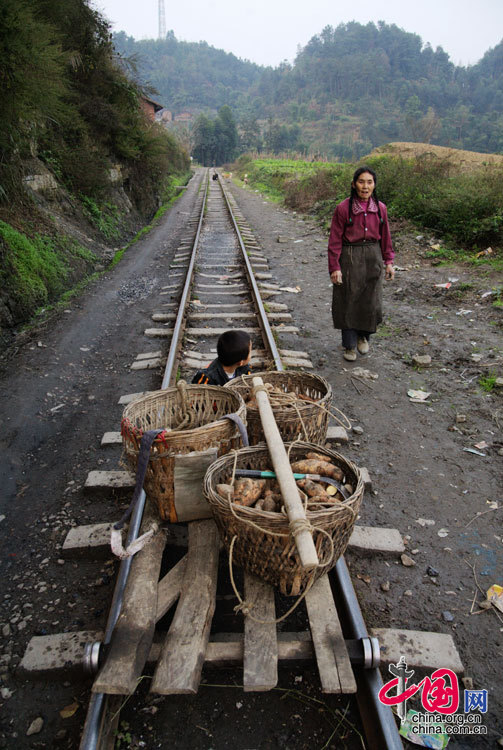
[192,114,215,165]
[216,105,238,162]
[239,114,262,153]
[404,95,423,140]
[0,0,68,160]
[420,107,440,144]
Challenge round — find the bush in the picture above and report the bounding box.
[365,155,503,247]
[237,155,503,249]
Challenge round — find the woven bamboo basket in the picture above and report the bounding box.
[121,383,246,522]
[225,371,332,445]
[204,441,363,596]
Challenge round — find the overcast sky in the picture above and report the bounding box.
[93,0,503,68]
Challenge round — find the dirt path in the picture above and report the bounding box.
[225,179,503,748]
[0,172,501,749]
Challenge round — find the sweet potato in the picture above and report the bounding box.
[233,477,266,507]
[296,478,331,501]
[263,495,280,512]
[291,459,344,481]
[216,484,234,502]
[255,489,281,511]
[306,452,333,463]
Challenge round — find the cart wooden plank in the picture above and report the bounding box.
[243,574,278,691]
[151,520,219,694]
[305,574,357,694]
[92,506,166,695]
[155,555,187,622]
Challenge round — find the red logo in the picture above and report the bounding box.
[379,666,459,715]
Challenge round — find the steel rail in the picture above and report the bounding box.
[331,558,403,749]
[163,173,209,389]
[218,177,284,372]
[80,170,209,750]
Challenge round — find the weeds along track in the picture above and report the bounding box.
[19,169,417,750]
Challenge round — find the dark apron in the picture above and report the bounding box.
[331,242,383,332]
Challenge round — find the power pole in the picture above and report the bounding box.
[158,0,166,39]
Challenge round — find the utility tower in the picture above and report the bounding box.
[158,0,166,39]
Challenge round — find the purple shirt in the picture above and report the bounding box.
[328,197,394,273]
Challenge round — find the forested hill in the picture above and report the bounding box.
[113,31,263,111]
[113,22,503,157]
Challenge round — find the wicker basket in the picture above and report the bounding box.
[225,371,332,445]
[121,383,246,522]
[204,441,363,596]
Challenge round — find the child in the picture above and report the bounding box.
[191,330,252,386]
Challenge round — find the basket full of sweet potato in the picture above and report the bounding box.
[203,441,363,596]
[224,371,332,445]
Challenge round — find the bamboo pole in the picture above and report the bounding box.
[252,377,319,570]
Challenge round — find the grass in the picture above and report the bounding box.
[376,322,403,338]
[492,285,503,308]
[479,373,498,393]
[0,220,99,318]
[112,173,191,264]
[80,195,121,241]
[451,281,475,298]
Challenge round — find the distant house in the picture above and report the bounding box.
[157,109,172,122]
[174,112,193,123]
[140,95,164,122]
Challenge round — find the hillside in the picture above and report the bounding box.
[369,142,503,170]
[113,22,503,158]
[0,0,190,339]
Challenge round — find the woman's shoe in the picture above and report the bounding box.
[343,348,357,361]
[357,337,369,354]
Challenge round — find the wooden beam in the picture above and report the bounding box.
[155,556,187,622]
[371,628,464,673]
[92,505,166,695]
[243,574,278,691]
[305,574,356,693]
[348,526,405,555]
[151,520,219,694]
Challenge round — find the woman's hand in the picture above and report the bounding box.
[330,270,342,285]
[385,264,395,280]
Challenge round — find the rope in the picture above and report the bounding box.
[171,380,191,431]
[111,428,165,559]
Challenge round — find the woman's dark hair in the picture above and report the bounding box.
[217,329,251,366]
[348,165,383,225]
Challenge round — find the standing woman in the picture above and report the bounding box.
[328,166,394,361]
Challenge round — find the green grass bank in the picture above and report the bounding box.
[234,154,503,254]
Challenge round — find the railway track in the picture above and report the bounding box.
[19,168,463,749]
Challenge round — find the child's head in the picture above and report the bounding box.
[217,330,252,367]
